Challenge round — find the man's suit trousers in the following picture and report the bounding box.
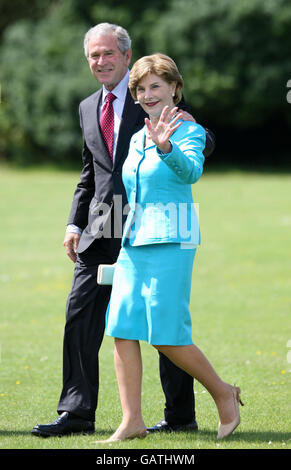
[57,236,120,421]
[159,352,196,424]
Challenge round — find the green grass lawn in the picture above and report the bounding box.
[0,164,290,450]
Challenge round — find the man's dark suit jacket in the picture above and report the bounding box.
[68,88,215,254]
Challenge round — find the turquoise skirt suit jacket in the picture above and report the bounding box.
[106,121,206,345]
[122,121,205,247]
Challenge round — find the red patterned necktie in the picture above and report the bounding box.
[100,92,116,160]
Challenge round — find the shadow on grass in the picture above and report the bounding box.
[0,429,111,437]
[0,429,290,445]
[195,429,291,444]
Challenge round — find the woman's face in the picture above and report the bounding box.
[136,73,176,120]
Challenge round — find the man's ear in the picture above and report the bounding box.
[125,48,132,66]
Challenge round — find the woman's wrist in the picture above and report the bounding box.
[158,141,172,154]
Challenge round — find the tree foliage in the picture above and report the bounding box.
[0,0,56,38]
[143,0,290,127]
[0,0,290,164]
[0,2,95,163]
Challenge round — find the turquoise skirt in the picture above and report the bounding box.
[105,243,196,345]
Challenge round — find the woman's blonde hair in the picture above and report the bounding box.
[129,53,184,105]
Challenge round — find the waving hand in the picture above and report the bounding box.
[145,106,183,153]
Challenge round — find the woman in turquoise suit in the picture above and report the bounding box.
[99,54,243,442]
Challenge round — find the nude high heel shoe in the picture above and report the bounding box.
[217,386,244,439]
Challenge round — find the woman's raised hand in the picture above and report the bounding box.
[145,106,182,154]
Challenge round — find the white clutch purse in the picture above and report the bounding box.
[97,263,116,285]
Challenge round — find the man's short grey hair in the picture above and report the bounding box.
[84,23,131,57]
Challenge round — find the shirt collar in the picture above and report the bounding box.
[102,69,129,104]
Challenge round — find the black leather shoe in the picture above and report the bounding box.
[31,412,95,437]
[147,419,198,433]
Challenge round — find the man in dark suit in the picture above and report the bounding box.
[32,22,215,437]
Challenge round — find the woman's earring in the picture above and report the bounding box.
[172,93,175,97]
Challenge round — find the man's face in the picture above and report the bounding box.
[87,34,132,91]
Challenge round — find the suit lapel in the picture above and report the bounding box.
[113,90,144,169]
[83,89,113,169]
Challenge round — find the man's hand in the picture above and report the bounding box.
[178,109,196,122]
[64,232,81,263]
